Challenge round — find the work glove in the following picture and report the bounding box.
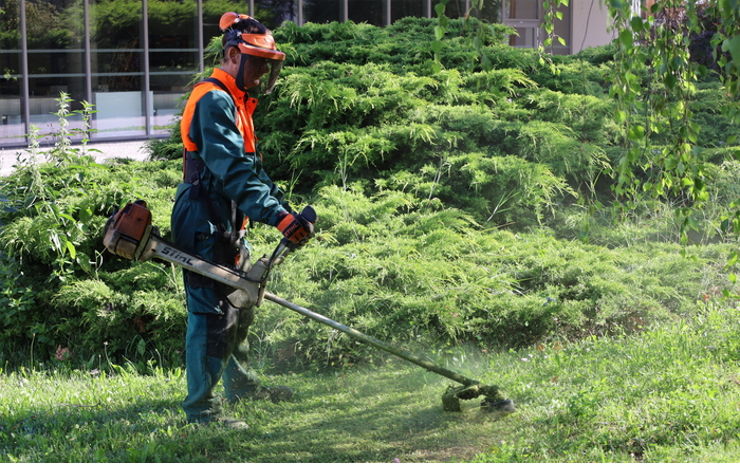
[276,206,316,248]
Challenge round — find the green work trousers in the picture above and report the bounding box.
[182,288,260,423]
[173,182,262,423]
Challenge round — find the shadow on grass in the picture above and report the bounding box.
[227,367,511,462]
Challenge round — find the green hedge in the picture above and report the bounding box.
[1,18,737,370]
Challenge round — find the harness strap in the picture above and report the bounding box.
[183,151,205,184]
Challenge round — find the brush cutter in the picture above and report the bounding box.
[102,200,515,414]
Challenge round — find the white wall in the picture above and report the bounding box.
[570,0,616,53]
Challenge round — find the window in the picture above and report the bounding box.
[90,0,146,139]
[303,0,342,23]
[348,0,386,26]
[149,0,199,136]
[0,3,24,146]
[26,0,87,144]
[392,0,425,23]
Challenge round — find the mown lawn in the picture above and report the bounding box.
[1,305,737,462]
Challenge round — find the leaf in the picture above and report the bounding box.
[434,2,447,16]
[50,231,61,253]
[628,125,645,140]
[59,213,76,223]
[556,11,564,20]
[664,74,677,89]
[557,36,566,46]
[79,207,93,222]
[721,35,740,66]
[65,240,77,260]
[619,29,633,49]
[434,26,445,41]
[719,0,732,16]
[77,252,92,274]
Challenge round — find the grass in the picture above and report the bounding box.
[1,304,737,462]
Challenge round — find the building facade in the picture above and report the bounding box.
[503,0,617,54]
[1,0,614,149]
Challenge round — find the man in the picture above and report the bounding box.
[171,12,314,427]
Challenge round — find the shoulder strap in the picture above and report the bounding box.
[204,78,247,240]
[202,77,229,94]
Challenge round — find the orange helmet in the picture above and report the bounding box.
[219,12,285,94]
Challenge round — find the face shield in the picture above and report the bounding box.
[262,59,283,95]
[239,51,284,95]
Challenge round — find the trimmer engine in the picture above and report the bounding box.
[103,200,155,261]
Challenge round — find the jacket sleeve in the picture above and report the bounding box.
[189,90,288,226]
[256,163,294,214]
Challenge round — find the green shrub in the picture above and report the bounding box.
[707,161,740,206]
[250,186,735,368]
[1,18,736,372]
[425,153,574,225]
[522,89,615,144]
[573,43,617,65]
[530,61,611,96]
[0,156,181,366]
[514,120,611,190]
[689,85,740,147]
[701,146,739,164]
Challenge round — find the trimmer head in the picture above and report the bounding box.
[442,383,516,413]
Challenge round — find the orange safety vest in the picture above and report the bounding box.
[180,68,258,154]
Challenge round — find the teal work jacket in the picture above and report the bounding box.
[171,69,290,313]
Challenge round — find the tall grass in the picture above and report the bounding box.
[0,305,736,462]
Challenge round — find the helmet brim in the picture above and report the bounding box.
[237,42,286,61]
